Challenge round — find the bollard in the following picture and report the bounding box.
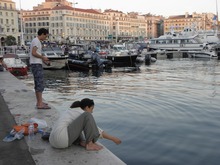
[218,51,220,60]
[145,54,151,65]
[182,52,188,58]
[151,53,157,59]
[167,53,173,59]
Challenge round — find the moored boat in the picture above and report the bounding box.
[102,44,138,67]
[3,53,28,76]
[67,52,112,71]
[16,49,30,67]
[179,26,220,44]
[187,49,218,58]
[42,45,68,69]
[149,26,220,52]
[149,34,205,51]
[104,54,138,67]
[66,43,112,71]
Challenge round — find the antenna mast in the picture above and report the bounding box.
[216,0,219,30]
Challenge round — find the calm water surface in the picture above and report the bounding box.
[23,58,220,165]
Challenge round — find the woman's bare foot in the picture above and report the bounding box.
[80,141,86,147]
[86,142,103,151]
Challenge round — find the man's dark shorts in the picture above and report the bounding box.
[31,64,44,92]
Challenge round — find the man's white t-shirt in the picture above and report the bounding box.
[29,37,43,64]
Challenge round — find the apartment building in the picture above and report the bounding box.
[52,7,111,42]
[0,0,161,45]
[22,0,111,43]
[0,0,20,47]
[2,0,217,46]
[144,14,164,39]
[164,12,217,34]
[21,2,150,43]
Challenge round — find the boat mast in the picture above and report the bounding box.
[216,0,219,31]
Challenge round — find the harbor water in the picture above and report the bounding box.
[22,57,220,165]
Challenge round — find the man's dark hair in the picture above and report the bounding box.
[38,28,49,36]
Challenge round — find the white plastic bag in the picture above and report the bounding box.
[3,128,24,142]
[29,117,48,129]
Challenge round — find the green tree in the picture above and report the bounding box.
[5,35,16,46]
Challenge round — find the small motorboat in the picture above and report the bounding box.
[102,45,138,67]
[187,49,218,58]
[42,42,68,69]
[3,53,28,76]
[67,52,112,71]
[16,49,30,67]
[66,44,112,71]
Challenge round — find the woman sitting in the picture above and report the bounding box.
[49,98,121,151]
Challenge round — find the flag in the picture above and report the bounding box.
[213,15,217,20]
[213,15,218,25]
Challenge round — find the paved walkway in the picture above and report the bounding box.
[0,71,125,165]
[0,94,35,165]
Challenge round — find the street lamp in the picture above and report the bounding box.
[19,0,25,46]
[72,1,78,44]
[115,17,119,43]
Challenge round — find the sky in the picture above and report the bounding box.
[13,0,218,17]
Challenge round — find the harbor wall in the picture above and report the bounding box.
[0,71,125,165]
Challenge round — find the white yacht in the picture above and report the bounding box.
[179,27,220,43]
[148,27,220,51]
[149,34,204,51]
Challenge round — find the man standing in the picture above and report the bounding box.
[30,28,51,109]
[0,55,7,71]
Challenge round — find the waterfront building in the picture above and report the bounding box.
[144,14,164,39]
[0,0,20,47]
[1,0,162,44]
[20,0,160,43]
[103,10,148,42]
[21,0,111,43]
[1,0,218,46]
[164,12,218,34]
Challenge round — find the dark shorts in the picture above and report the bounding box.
[31,64,44,92]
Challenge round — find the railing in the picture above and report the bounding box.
[0,46,29,55]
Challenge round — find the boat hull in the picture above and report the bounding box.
[7,67,28,76]
[104,54,138,66]
[43,57,67,69]
[149,43,204,51]
[66,59,112,71]
[67,59,90,71]
[187,51,218,58]
[3,53,28,77]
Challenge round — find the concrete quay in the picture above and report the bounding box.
[0,71,125,165]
